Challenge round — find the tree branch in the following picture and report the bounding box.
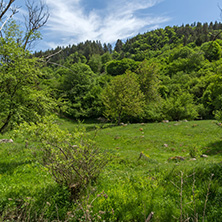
[0,0,15,20]
[23,0,49,49]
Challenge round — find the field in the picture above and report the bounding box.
[0,119,222,221]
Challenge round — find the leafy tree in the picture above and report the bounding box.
[58,63,102,118]
[106,58,139,76]
[101,71,145,124]
[88,54,102,73]
[0,1,51,133]
[163,92,199,121]
[201,41,222,61]
[114,39,123,52]
[202,74,222,117]
[136,60,160,103]
[0,38,52,133]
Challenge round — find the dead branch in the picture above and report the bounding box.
[145,212,154,222]
[0,8,17,32]
[23,0,49,49]
[0,0,15,20]
[45,49,63,60]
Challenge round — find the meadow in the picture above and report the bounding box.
[0,119,222,221]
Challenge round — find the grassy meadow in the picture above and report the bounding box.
[0,119,222,221]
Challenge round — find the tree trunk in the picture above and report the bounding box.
[0,113,12,134]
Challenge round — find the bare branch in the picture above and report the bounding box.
[44,49,62,60]
[0,9,17,32]
[145,212,154,222]
[23,0,49,49]
[0,0,15,20]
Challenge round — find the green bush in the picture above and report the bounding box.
[15,116,109,199]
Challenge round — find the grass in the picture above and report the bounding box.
[0,119,222,221]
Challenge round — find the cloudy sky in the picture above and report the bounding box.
[16,0,222,51]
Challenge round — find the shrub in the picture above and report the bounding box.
[15,116,109,199]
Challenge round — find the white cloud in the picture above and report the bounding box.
[42,0,170,49]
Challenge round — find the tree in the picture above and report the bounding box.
[136,60,160,103]
[23,0,49,49]
[58,63,102,118]
[201,41,222,61]
[101,71,145,124]
[0,0,50,133]
[114,39,123,52]
[105,58,139,76]
[88,54,102,73]
[0,37,52,133]
[0,0,49,49]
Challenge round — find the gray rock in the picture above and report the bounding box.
[0,139,13,143]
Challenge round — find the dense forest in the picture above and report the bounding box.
[32,21,222,126]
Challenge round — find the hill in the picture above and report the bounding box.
[33,22,222,123]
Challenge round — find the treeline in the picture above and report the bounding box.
[34,21,222,124]
[35,21,222,62]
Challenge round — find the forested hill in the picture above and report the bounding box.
[35,21,222,62]
[31,21,222,125]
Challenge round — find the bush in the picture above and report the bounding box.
[15,116,109,199]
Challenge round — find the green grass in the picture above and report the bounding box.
[0,119,222,221]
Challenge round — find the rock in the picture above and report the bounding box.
[139,128,143,131]
[168,156,185,161]
[190,158,197,161]
[0,139,13,143]
[164,143,168,147]
[200,154,208,158]
[97,117,108,123]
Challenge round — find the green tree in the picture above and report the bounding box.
[105,58,139,76]
[59,63,102,118]
[101,71,145,124]
[88,54,102,73]
[0,38,52,133]
[201,41,222,61]
[136,60,160,103]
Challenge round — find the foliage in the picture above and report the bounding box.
[105,58,139,76]
[57,63,104,118]
[15,116,109,198]
[0,37,52,133]
[163,92,199,120]
[201,41,222,61]
[135,60,160,103]
[101,71,145,124]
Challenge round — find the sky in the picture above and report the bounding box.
[14,0,222,51]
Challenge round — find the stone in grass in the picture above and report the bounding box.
[200,154,208,158]
[0,139,13,143]
[190,158,197,161]
[168,156,185,161]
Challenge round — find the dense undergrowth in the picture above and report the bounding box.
[0,119,222,221]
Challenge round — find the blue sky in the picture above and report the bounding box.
[15,0,222,51]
